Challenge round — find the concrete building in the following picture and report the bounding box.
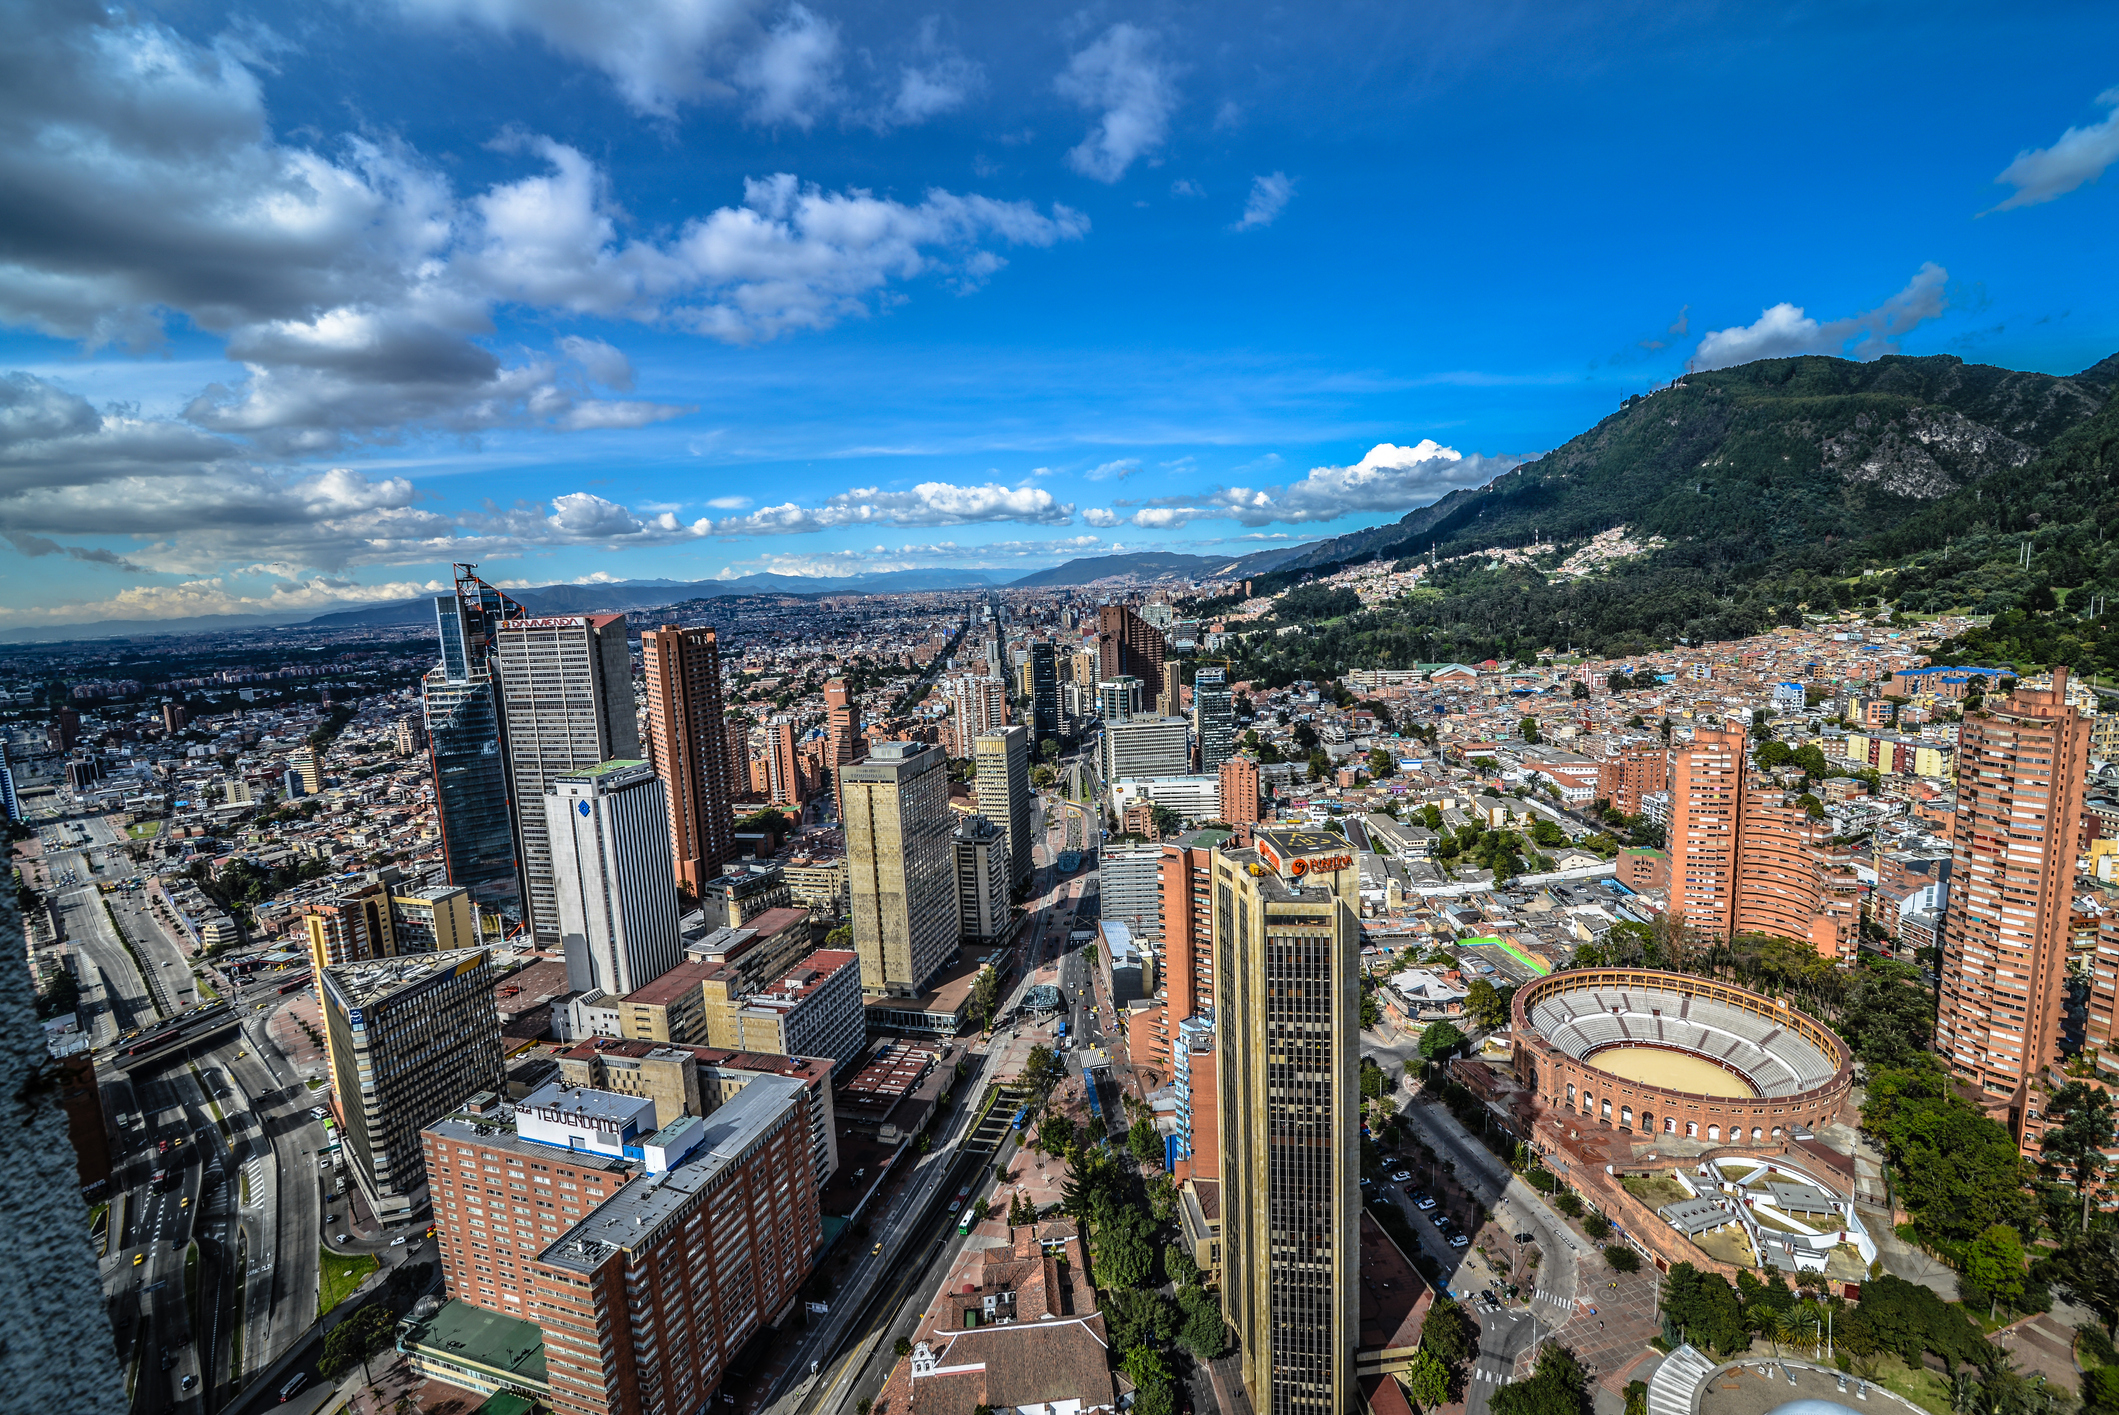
[726,949,865,1077]
[1028,641,1060,742]
[420,1072,819,1414]
[546,759,682,997]
[954,814,1013,952]
[1220,754,1261,827]
[1193,666,1236,772]
[1098,839,1164,941]
[495,612,640,944]
[617,960,713,1045]
[1111,775,1221,826]
[974,725,1033,893]
[696,863,792,930]
[1097,676,1143,723]
[1216,829,1361,1415]
[640,624,736,895]
[323,950,505,1223]
[288,745,322,795]
[1104,715,1190,783]
[843,741,957,997]
[1938,668,2092,1135]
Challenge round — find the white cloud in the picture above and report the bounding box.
[1055,24,1178,183]
[1170,178,1205,199]
[1117,439,1520,528]
[1688,264,1950,372]
[1233,172,1294,230]
[1987,87,2119,212]
[1082,507,1121,527]
[557,335,636,390]
[392,0,758,119]
[1083,458,1140,481]
[737,3,840,129]
[713,533,1115,579]
[705,494,753,509]
[0,572,458,627]
[879,16,983,127]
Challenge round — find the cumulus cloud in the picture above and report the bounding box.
[1115,440,1521,528]
[713,533,1117,579]
[1082,507,1121,527]
[878,16,983,127]
[738,3,840,128]
[1688,264,1950,372]
[1233,172,1294,230]
[1987,87,2119,212]
[0,572,459,627]
[558,335,636,390]
[1083,458,1140,481]
[1056,24,1178,182]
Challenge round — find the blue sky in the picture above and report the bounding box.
[2,0,2117,625]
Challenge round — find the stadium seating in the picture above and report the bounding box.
[1525,977,1839,1097]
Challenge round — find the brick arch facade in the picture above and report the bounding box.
[1510,968,1853,1140]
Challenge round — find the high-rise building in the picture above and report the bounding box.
[395,715,426,757]
[724,949,866,1076]
[1937,668,2091,1128]
[1156,660,1184,718]
[724,714,755,800]
[947,676,1009,747]
[1105,715,1190,782]
[161,701,189,733]
[547,760,682,996]
[1173,1010,1218,1178]
[1097,603,1167,684]
[420,1070,819,1413]
[954,815,1013,952]
[1667,725,1847,956]
[322,950,505,1223]
[1098,676,1143,724]
[842,742,957,996]
[425,567,530,915]
[494,613,640,944]
[0,744,19,825]
[1029,641,1060,741]
[765,719,808,808]
[823,678,867,778]
[640,625,736,895]
[1193,667,1235,773]
[1216,829,1360,1415]
[975,725,1032,893]
[47,707,80,754]
[1598,741,1668,817]
[1219,755,1261,827]
[288,746,323,795]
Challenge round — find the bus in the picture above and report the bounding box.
[278,1373,308,1402]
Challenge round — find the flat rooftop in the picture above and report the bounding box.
[402,1297,548,1387]
[323,948,487,1006]
[537,1073,810,1275]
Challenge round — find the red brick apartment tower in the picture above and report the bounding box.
[1937,668,2091,1135]
[1601,742,1668,816]
[1219,754,1261,827]
[1668,727,1747,934]
[641,625,735,894]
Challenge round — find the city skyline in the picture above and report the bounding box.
[2,3,2118,626]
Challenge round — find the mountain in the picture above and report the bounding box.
[1006,543,1319,588]
[1271,351,2119,576]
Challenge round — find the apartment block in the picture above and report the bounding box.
[953,814,1013,952]
[323,950,505,1223]
[1937,668,2092,1130]
[640,624,736,893]
[420,1072,819,1415]
[725,950,865,1077]
[1219,753,1261,828]
[617,960,714,1046]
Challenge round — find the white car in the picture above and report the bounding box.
[390,1236,407,1246]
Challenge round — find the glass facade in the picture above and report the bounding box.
[424,667,520,913]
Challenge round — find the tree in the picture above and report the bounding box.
[2041,1082,2116,1233]
[1176,1285,1224,1358]
[1106,1289,1178,1352]
[1962,1224,2028,1319]
[1662,1263,1747,1356]
[1406,1348,1452,1409]
[825,924,853,948]
[1491,1343,1593,1415]
[1022,1045,1062,1098]
[972,965,1000,1034]
[1555,1192,1583,1218]
[1571,680,1590,701]
[2044,1224,2119,1336]
[1418,1020,1466,1060]
[1838,974,1934,1069]
[1863,1065,2037,1242]
[1582,1213,1610,1240]
[1128,1115,1164,1169]
[1419,1297,1475,1366]
[323,1303,397,1392]
[1308,750,1331,782]
[1520,716,1540,744]
[1605,1245,1640,1273]
[1368,747,1397,780]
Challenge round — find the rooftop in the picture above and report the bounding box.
[401,1297,548,1387]
[537,1072,809,1275]
[322,948,488,1006]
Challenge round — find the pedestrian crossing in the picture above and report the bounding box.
[1469,1366,1512,1384]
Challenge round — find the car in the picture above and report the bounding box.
[1514,1232,1534,1244]
[1389,1170,1412,1183]
[1449,1234,1470,1249]
[334,1233,350,1244]
[1482,1289,1498,1305]
[1414,1195,1437,1210]
[946,1199,961,1213]
[133,1253,145,1266]
[872,1243,883,1256]
[180,1197,190,1208]
[390,1236,408,1246]
[1429,1213,1451,1229]
[1358,1176,1372,1187]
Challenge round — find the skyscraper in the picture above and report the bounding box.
[1097,603,1167,684]
[1098,676,1142,723]
[975,725,1033,893]
[1937,668,2091,1130]
[824,678,866,772]
[1029,641,1060,742]
[953,814,1013,951]
[1193,666,1235,773]
[322,949,504,1223]
[546,760,683,996]
[765,719,807,807]
[1666,726,1746,934]
[424,566,528,915]
[1157,660,1184,718]
[494,613,639,944]
[842,742,957,996]
[1216,829,1360,1414]
[641,624,736,895]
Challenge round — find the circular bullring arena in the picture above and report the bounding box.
[1510,968,1853,1143]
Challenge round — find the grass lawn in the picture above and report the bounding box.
[1621,1173,1690,1208]
[127,821,161,838]
[318,1245,378,1318]
[1865,1354,1954,1415]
